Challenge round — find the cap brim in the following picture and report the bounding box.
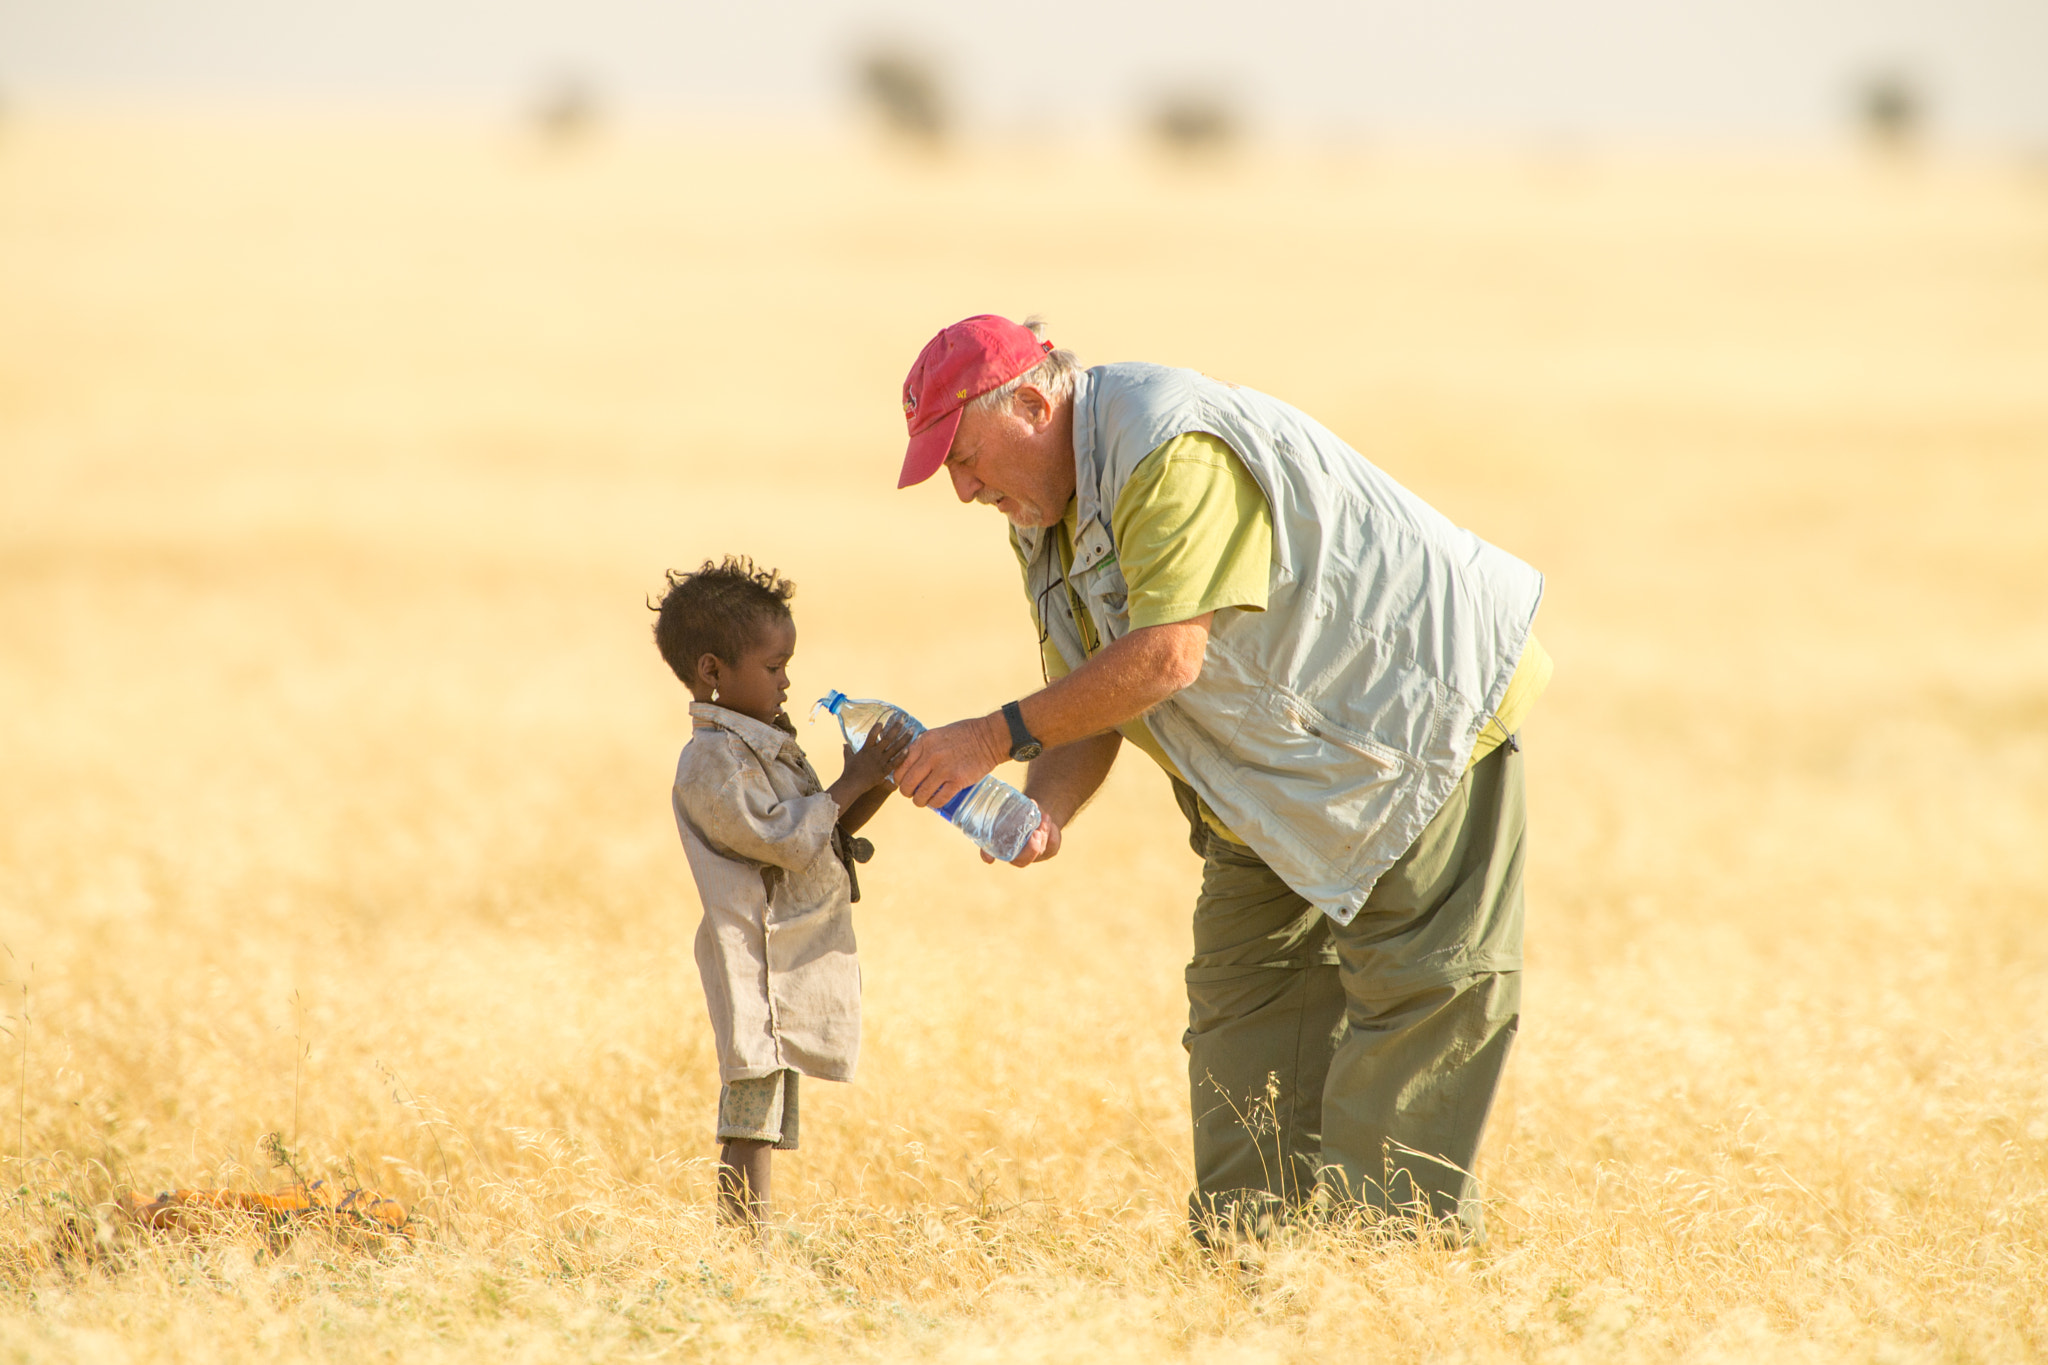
[897,407,964,489]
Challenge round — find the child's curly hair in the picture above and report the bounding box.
[651,556,796,686]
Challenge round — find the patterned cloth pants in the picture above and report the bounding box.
[717,1069,800,1149]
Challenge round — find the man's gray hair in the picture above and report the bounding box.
[969,316,1082,417]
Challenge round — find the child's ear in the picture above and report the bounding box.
[693,652,723,694]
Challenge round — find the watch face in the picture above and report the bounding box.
[1012,741,1043,762]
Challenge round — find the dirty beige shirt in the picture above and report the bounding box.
[672,703,859,1084]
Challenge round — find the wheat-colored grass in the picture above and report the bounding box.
[1,114,2045,1361]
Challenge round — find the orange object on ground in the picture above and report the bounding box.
[126,1181,411,1237]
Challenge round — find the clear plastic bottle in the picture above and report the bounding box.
[815,689,1044,863]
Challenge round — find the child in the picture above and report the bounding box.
[652,556,910,1226]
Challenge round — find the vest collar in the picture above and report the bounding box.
[1062,367,1116,573]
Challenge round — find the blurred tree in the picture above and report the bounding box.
[1854,69,1924,155]
[854,47,949,150]
[1147,87,1240,159]
[530,73,600,145]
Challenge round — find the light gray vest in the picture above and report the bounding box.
[1017,363,1544,924]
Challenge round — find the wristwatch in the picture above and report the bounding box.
[1000,700,1043,762]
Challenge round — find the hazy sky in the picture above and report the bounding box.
[3,0,2045,144]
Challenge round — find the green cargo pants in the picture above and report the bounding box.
[1177,741,1525,1243]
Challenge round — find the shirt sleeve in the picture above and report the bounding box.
[675,739,840,873]
[1111,432,1273,631]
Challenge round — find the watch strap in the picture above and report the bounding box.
[1000,700,1041,760]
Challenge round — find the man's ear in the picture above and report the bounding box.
[1014,384,1053,431]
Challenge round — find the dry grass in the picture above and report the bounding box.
[1,114,2046,1361]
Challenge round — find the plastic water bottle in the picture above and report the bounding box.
[814,690,1044,863]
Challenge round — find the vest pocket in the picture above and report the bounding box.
[1081,570,1131,643]
[1273,694,1407,773]
[1239,687,1408,866]
[1153,641,1409,890]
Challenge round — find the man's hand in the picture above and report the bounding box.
[896,617,1211,813]
[980,812,1063,867]
[895,713,1007,810]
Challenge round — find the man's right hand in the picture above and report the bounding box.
[895,714,1007,811]
[981,812,1062,867]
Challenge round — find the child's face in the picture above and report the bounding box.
[706,616,796,725]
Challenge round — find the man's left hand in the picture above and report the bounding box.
[981,813,1061,866]
[895,714,1007,809]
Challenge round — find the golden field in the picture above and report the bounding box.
[1,115,2045,1361]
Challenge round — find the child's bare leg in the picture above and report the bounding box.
[718,1139,773,1225]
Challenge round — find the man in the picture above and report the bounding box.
[892,314,1550,1243]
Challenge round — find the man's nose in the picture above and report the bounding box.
[947,464,980,504]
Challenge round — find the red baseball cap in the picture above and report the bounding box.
[897,314,1054,489]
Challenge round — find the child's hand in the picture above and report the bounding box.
[842,715,915,794]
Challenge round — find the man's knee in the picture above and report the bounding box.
[1184,959,1342,1043]
[1317,972,1519,1236]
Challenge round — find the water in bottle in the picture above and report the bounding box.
[814,690,1044,863]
